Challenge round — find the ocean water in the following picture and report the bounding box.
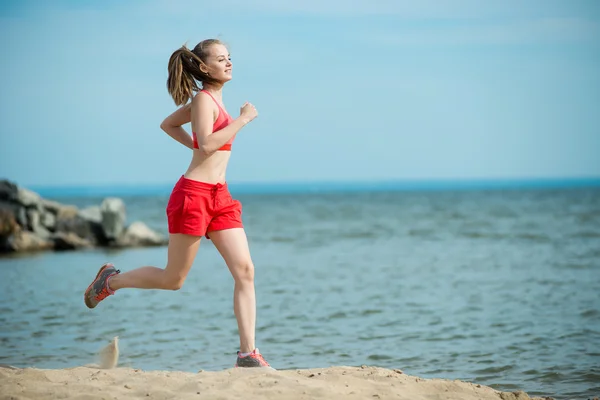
[1,186,599,399]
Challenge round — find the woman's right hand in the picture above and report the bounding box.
[240,102,258,123]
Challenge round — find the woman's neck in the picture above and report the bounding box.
[202,82,224,98]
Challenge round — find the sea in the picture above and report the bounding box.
[1,179,599,400]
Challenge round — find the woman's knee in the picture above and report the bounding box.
[162,269,186,290]
[164,278,185,290]
[232,260,254,284]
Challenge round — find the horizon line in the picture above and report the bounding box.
[12,176,600,198]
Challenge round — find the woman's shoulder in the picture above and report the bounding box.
[191,90,218,120]
[192,90,217,107]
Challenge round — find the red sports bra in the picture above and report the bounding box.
[192,90,235,151]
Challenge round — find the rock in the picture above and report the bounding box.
[0,208,19,252]
[0,180,165,254]
[0,200,27,229]
[40,211,56,231]
[17,186,41,208]
[0,180,19,203]
[16,206,27,228]
[26,209,51,239]
[9,231,53,252]
[55,206,103,245]
[117,221,167,247]
[79,206,101,223]
[56,206,79,220]
[51,232,93,250]
[36,226,51,240]
[0,201,21,228]
[26,208,39,231]
[100,198,126,240]
[0,208,18,237]
[41,198,63,214]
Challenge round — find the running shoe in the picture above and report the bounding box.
[235,348,273,369]
[84,263,120,309]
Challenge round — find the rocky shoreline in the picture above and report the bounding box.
[0,179,168,254]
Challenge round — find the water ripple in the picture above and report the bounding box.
[1,187,599,400]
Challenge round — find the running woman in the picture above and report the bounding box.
[83,38,271,369]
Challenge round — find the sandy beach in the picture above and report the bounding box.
[0,364,552,400]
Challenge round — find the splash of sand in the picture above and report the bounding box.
[98,336,119,369]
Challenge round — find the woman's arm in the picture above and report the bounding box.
[192,92,257,156]
[160,103,194,149]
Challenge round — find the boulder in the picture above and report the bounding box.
[0,179,168,254]
[17,187,42,209]
[40,210,56,231]
[0,200,27,228]
[0,181,43,230]
[116,221,167,247]
[57,205,79,220]
[0,208,19,252]
[0,208,18,237]
[0,180,19,203]
[26,209,51,239]
[79,206,101,223]
[100,198,126,240]
[8,231,53,252]
[55,206,103,245]
[41,198,64,214]
[51,232,93,251]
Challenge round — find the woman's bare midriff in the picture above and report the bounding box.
[183,150,231,184]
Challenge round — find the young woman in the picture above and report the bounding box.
[83,38,271,369]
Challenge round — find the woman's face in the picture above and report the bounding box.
[202,44,232,83]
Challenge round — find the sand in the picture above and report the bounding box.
[0,364,553,400]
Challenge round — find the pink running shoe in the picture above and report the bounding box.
[84,263,120,309]
[235,348,273,369]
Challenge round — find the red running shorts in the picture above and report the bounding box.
[166,175,243,238]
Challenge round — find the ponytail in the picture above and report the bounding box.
[166,45,203,106]
[166,40,224,106]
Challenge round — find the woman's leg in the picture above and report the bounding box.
[207,228,256,353]
[84,233,201,308]
[110,233,202,290]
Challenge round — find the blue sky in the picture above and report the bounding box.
[1,0,599,187]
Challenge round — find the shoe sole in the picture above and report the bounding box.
[84,263,113,309]
[234,360,274,369]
